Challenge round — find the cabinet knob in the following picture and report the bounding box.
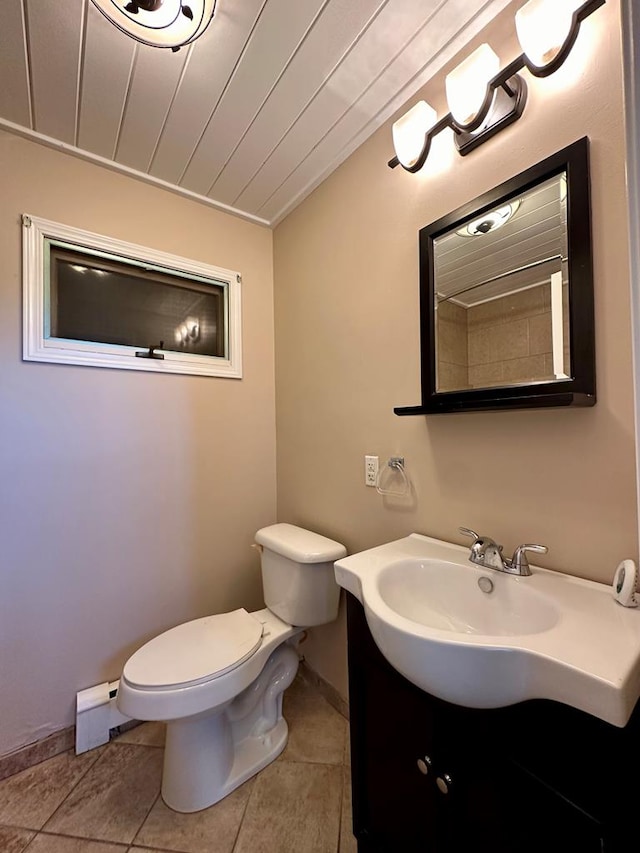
[436,773,453,794]
[416,756,432,775]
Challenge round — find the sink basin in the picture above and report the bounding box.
[335,533,640,727]
[378,558,560,636]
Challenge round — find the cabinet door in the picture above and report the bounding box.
[347,596,442,851]
[352,658,441,851]
[441,756,606,853]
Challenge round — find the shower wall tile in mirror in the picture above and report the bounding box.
[437,280,569,392]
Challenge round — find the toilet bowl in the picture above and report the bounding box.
[116,523,346,813]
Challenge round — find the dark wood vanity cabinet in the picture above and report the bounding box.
[346,593,640,853]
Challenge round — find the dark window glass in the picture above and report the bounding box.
[49,245,226,358]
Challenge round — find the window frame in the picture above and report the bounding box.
[22,214,243,379]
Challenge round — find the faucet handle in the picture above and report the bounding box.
[459,527,480,542]
[511,543,548,574]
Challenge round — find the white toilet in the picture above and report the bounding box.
[116,523,346,813]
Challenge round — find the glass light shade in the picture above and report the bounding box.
[445,44,500,128]
[392,101,437,169]
[515,0,583,70]
[90,0,216,49]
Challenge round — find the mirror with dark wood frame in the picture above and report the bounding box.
[395,137,595,415]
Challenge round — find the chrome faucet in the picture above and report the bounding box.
[459,527,548,577]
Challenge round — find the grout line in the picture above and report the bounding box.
[335,763,346,853]
[0,821,39,832]
[13,828,37,852]
[20,828,130,849]
[276,756,344,766]
[130,790,162,849]
[230,776,257,853]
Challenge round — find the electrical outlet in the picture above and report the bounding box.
[365,455,379,487]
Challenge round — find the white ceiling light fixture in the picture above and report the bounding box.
[90,0,217,51]
[388,0,605,173]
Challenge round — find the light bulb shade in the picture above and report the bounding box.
[515,0,583,72]
[392,101,437,170]
[90,0,216,49]
[445,44,499,128]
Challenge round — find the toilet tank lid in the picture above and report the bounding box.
[255,523,347,563]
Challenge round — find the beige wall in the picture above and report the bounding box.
[273,0,637,698]
[0,133,276,756]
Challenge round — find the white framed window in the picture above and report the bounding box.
[22,214,242,378]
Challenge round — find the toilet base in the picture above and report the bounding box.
[161,643,299,812]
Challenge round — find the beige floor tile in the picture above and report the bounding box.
[43,744,163,844]
[339,764,357,853]
[27,834,128,852]
[113,722,166,748]
[0,825,35,852]
[0,748,103,830]
[234,761,342,853]
[281,675,347,765]
[134,777,254,853]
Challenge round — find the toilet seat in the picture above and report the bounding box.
[123,609,264,691]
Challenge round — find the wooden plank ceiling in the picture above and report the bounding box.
[0,0,513,226]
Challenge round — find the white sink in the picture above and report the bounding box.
[335,533,640,727]
[378,558,560,636]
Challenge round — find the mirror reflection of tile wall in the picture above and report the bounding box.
[437,283,570,392]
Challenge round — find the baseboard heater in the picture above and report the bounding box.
[75,680,134,755]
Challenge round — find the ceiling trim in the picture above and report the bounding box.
[0,116,271,228]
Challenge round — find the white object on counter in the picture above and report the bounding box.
[613,559,639,608]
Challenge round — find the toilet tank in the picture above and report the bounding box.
[254,523,347,627]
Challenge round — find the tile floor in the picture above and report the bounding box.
[0,673,356,853]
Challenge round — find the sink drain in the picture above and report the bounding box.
[478,576,494,594]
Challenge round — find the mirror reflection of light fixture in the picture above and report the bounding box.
[389,0,604,172]
[174,316,201,347]
[456,200,521,237]
[90,0,217,51]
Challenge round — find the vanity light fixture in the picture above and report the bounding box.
[389,0,605,171]
[90,0,217,51]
